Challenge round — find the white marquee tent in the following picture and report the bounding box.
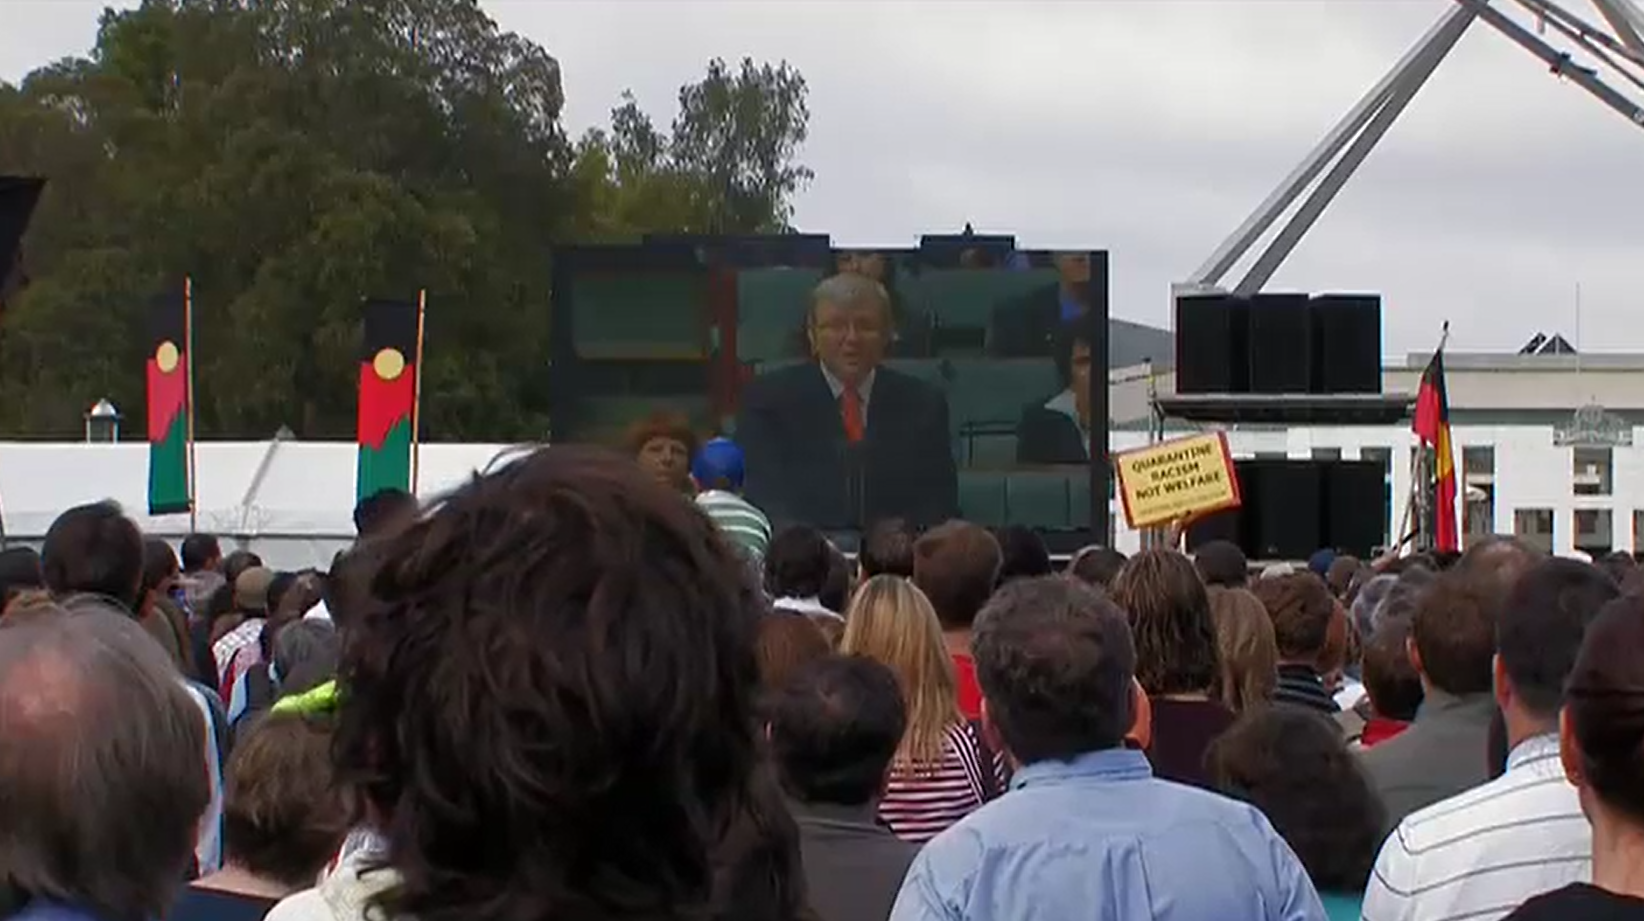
[0,439,519,570]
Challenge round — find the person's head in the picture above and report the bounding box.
[806,272,891,387]
[234,566,275,617]
[0,609,209,920]
[1495,559,1619,744]
[139,538,181,618]
[272,619,340,697]
[0,547,44,613]
[1375,566,1435,629]
[1207,586,1278,713]
[993,525,1053,584]
[768,655,906,808]
[1067,545,1127,590]
[819,543,852,615]
[859,518,916,580]
[1561,595,1644,827]
[352,487,417,539]
[1207,707,1385,895]
[912,520,1002,633]
[765,525,835,601]
[1362,619,1423,722]
[1052,310,1100,424]
[623,413,697,495]
[840,575,958,766]
[1456,535,1545,594]
[41,501,145,612]
[1251,573,1337,669]
[1051,250,1091,302]
[1194,540,1248,589]
[973,576,1137,765]
[179,533,222,574]
[1595,550,1636,588]
[221,550,263,587]
[221,713,349,890]
[1348,573,1399,643]
[1410,571,1500,697]
[691,437,747,493]
[323,545,378,631]
[755,614,832,697]
[1325,556,1361,599]
[332,446,792,920]
[1110,550,1219,696]
[835,250,888,283]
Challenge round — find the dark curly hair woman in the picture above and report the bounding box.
[1208,706,1385,921]
[1110,549,1233,790]
[269,446,809,921]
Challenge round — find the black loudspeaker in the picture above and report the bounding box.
[1247,293,1313,394]
[1175,294,1249,394]
[1185,501,1244,551]
[1323,460,1386,557]
[1243,460,1322,560]
[1311,294,1382,394]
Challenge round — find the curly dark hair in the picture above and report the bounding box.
[1207,707,1385,895]
[1109,550,1219,696]
[332,446,806,921]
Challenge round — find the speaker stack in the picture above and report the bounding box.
[1174,292,1387,559]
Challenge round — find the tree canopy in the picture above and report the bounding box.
[0,0,811,439]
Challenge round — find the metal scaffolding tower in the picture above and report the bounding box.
[1180,0,1644,299]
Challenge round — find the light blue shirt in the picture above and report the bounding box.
[890,748,1327,921]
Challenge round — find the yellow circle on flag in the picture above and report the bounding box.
[373,348,406,381]
[155,341,180,374]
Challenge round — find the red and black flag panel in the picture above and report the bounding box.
[1412,347,1457,552]
[357,297,421,501]
[0,176,46,310]
[147,286,192,515]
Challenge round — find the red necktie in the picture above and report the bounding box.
[841,387,865,443]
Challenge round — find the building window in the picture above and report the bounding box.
[1515,508,1555,554]
[1573,447,1614,497]
[1576,509,1613,557]
[1462,446,1495,545]
[1311,447,1342,461]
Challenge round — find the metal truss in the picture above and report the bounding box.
[1181,0,1644,298]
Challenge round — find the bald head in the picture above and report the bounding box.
[1456,536,1545,594]
[0,610,208,919]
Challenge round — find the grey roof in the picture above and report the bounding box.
[1401,351,1644,371]
[1111,317,1173,371]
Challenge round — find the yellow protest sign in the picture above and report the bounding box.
[1114,432,1241,529]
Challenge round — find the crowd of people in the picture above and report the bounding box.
[4,440,1644,921]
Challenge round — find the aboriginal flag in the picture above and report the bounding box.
[1413,347,1457,552]
[357,298,420,502]
[147,288,191,515]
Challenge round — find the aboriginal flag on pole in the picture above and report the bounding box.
[147,286,192,515]
[1412,346,1458,552]
[357,297,422,502]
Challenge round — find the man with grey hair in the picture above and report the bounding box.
[0,608,211,921]
[737,269,957,530]
[891,576,1325,921]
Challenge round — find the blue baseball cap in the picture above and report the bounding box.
[692,437,746,490]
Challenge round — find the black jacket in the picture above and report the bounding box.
[737,363,957,530]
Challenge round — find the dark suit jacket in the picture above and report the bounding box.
[1016,401,1087,466]
[737,363,957,530]
[990,283,1067,357]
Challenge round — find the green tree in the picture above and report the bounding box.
[573,57,813,240]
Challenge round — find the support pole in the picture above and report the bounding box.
[1590,0,1644,55]
[410,289,427,496]
[185,276,198,535]
[1464,0,1644,125]
[1232,8,1478,297]
[1184,6,1475,290]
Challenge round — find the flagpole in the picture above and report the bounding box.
[410,289,426,496]
[184,276,198,534]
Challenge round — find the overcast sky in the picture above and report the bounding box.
[4,0,1642,356]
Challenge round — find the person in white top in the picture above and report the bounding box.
[1362,559,1619,921]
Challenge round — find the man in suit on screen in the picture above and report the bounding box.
[738,272,957,530]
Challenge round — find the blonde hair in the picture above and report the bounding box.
[1207,586,1279,713]
[840,575,960,767]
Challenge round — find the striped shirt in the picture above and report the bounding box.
[878,722,1004,845]
[695,490,772,565]
[1361,733,1589,921]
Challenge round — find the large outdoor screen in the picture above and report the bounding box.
[549,239,1113,549]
